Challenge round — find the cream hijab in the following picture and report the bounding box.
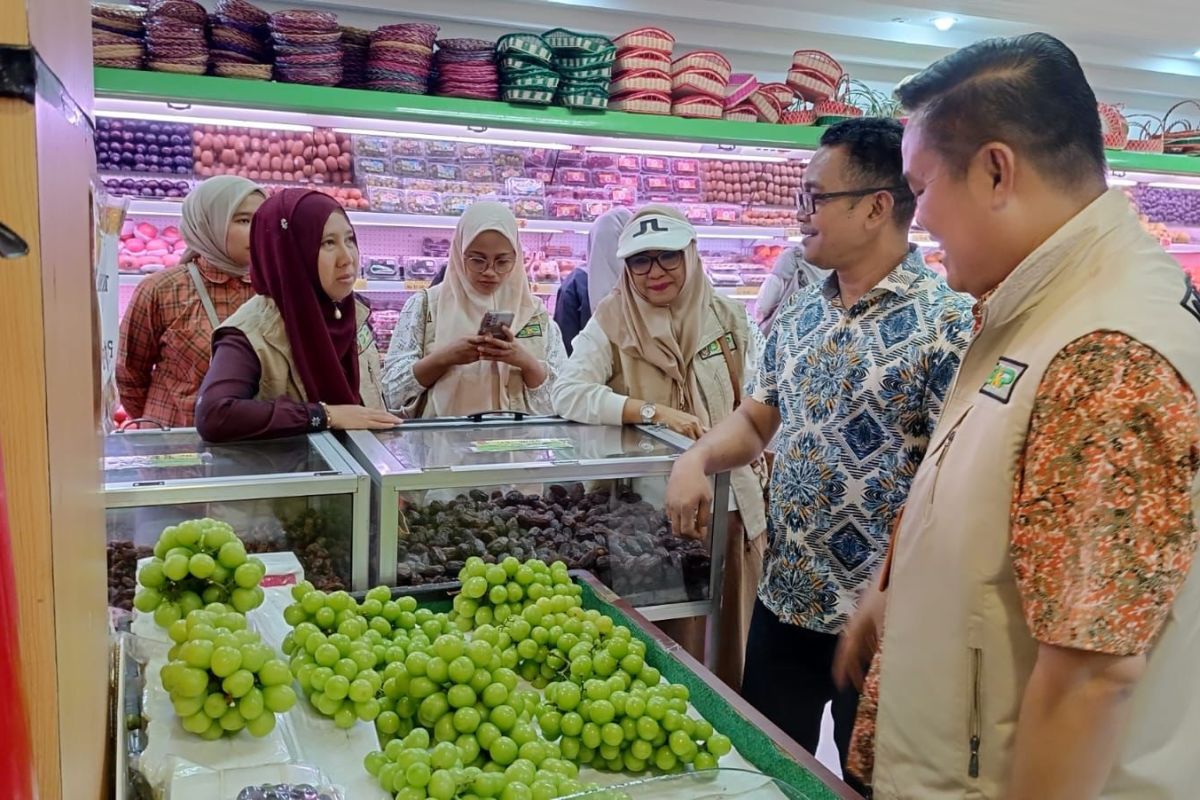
[179,175,265,277]
[429,201,541,416]
[592,204,716,421]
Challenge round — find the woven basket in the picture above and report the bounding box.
[214,62,273,80]
[496,33,554,63]
[724,73,758,108]
[1124,136,1164,153]
[610,68,671,95]
[613,27,674,54]
[672,95,723,119]
[781,109,817,126]
[609,90,672,115]
[1124,115,1165,153]
[749,89,783,124]
[555,49,616,70]
[614,47,672,72]
[1097,103,1129,149]
[1162,100,1200,154]
[723,104,759,123]
[791,49,842,83]
[502,86,556,105]
[542,27,613,54]
[787,67,837,103]
[671,51,731,81]
[672,67,727,99]
[759,82,796,107]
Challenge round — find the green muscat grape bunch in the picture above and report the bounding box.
[282,582,458,728]
[363,724,616,800]
[160,606,296,740]
[134,518,267,627]
[450,557,583,633]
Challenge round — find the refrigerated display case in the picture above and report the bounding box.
[340,417,731,622]
[103,429,372,604]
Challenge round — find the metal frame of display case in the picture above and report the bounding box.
[102,429,374,590]
[342,417,731,625]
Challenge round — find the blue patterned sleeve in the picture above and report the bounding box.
[748,319,781,407]
[921,292,974,423]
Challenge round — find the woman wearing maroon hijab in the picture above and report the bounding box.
[195,189,399,442]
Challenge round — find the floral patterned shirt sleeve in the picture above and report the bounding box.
[848,331,1200,789]
[1012,332,1200,655]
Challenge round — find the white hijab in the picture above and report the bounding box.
[586,206,634,312]
[179,175,264,277]
[430,201,541,416]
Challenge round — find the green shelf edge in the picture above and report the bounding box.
[94,69,1200,176]
[93,67,826,150]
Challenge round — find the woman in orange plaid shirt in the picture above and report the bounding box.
[116,176,265,428]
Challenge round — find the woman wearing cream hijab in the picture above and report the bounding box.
[553,204,767,688]
[117,175,265,427]
[383,201,567,417]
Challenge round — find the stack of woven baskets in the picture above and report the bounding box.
[210,0,272,81]
[92,3,147,70]
[270,10,344,86]
[143,0,209,75]
[608,28,675,115]
[545,28,615,109]
[671,50,731,119]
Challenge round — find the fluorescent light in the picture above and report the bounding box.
[1148,181,1200,190]
[97,110,313,132]
[335,127,572,151]
[587,146,789,163]
[696,232,780,240]
[1108,178,1137,187]
[932,16,957,31]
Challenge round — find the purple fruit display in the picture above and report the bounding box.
[102,176,191,199]
[1132,184,1200,225]
[96,117,193,175]
[237,784,337,800]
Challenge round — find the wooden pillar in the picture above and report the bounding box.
[0,0,107,797]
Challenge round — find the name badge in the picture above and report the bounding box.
[697,333,736,360]
[515,322,543,339]
[357,323,375,353]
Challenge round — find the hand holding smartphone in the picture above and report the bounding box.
[478,311,515,339]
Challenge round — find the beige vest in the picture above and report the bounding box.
[873,190,1200,799]
[608,295,769,539]
[220,295,385,410]
[410,286,554,418]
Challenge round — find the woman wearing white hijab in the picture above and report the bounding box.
[553,204,767,687]
[117,175,265,427]
[382,201,567,417]
[554,206,632,354]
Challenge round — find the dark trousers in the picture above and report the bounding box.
[742,600,863,787]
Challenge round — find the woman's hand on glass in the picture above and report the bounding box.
[654,406,707,440]
[325,405,401,431]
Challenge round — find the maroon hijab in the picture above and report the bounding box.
[249,189,361,404]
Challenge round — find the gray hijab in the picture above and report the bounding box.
[179,176,265,277]
[585,206,634,311]
[758,247,829,330]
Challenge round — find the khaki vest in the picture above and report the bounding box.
[219,295,385,410]
[873,190,1200,799]
[608,295,768,539]
[410,286,554,418]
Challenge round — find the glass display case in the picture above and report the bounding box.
[103,429,371,608]
[341,418,731,622]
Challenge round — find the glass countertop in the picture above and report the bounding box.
[369,421,681,472]
[103,430,336,484]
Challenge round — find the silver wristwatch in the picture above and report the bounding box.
[640,403,657,424]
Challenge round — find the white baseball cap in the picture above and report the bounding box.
[616,213,696,259]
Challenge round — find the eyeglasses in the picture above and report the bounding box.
[465,255,517,275]
[626,250,685,275]
[797,185,912,216]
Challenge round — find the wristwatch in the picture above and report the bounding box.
[640,403,657,424]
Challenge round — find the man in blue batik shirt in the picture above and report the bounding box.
[666,118,972,788]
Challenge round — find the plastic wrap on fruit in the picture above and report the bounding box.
[393,138,425,157]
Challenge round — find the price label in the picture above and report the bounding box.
[404,280,431,291]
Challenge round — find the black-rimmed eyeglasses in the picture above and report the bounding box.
[797,186,912,216]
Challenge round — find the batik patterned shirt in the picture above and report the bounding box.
[749,248,973,632]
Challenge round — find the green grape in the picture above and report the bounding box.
[217,540,248,570]
[219,707,247,732]
[153,602,182,628]
[133,588,161,613]
[356,698,381,721]
[204,692,230,719]
[188,553,216,579]
[334,706,357,729]
[239,688,265,721]
[222,669,255,698]
[210,646,242,678]
[163,553,190,582]
[706,732,732,757]
[263,684,297,713]
[693,751,718,770]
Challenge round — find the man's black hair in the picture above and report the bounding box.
[819,117,915,227]
[894,32,1106,187]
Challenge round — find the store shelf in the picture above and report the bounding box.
[124,198,791,239]
[95,70,1200,176]
[95,68,824,151]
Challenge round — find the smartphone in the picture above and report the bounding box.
[478,311,515,337]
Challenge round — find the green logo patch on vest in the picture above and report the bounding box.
[357,323,375,354]
[697,333,736,360]
[515,322,543,339]
[979,356,1028,404]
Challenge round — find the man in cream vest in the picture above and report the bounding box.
[836,33,1200,799]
